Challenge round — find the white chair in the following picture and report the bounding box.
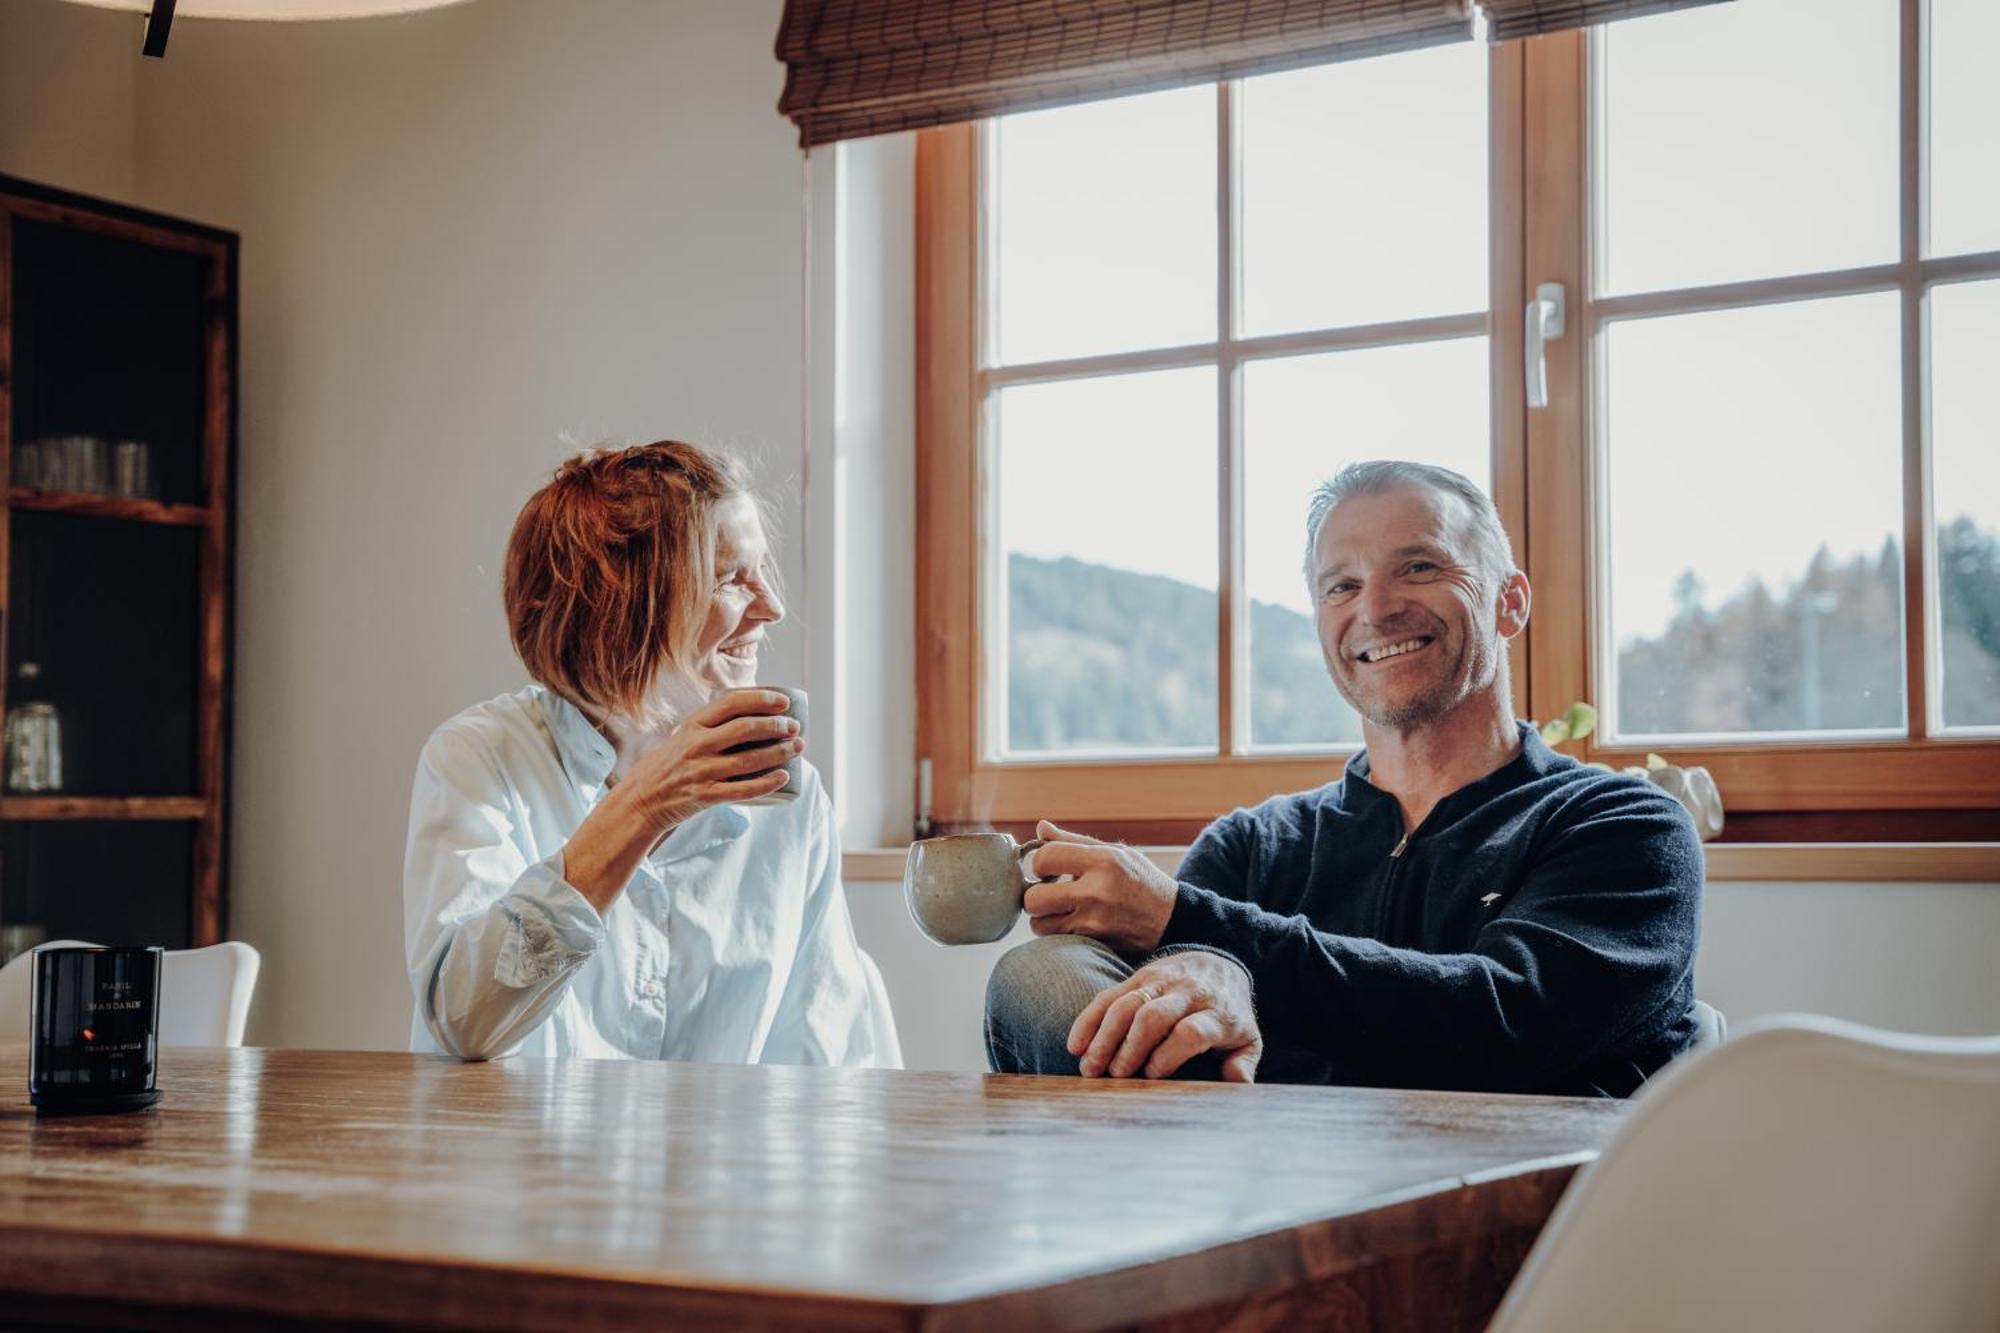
[858,948,904,1070]
[1690,996,1726,1049]
[1488,1014,2000,1333]
[0,940,262,1046]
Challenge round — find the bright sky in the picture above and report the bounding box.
[991,0,2000,650]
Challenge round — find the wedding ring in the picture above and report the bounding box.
[1132,986,1157,1005]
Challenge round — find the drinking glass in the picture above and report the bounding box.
[65,436,109,494]
[113,441,152,498]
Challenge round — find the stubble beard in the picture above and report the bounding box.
[1329,620,1499,732]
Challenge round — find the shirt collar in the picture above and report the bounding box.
[538,686,616,793]
[534,685,748,861]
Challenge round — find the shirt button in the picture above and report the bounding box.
[642,979,662,999]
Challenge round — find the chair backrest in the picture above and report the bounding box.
[1488,1014,2000,1333]
[857,947,904,1070]
[0,939,96,1043]
[1689,997,1726,1049]
[0,940,261,1047]
[160,942,261,1046]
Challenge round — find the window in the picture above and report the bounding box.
[917,0,2000,840]
[1522,0,2000,834]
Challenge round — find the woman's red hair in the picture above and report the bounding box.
[504,440,754,722]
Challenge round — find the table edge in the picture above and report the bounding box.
[0,1152,1597,1329]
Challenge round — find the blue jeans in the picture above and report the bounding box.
[984,935,1230,1080]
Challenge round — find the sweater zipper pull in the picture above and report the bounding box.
[1390,831,1411,859]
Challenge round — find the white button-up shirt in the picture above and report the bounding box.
[403,684,889,1066]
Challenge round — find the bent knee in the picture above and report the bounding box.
[985,934,1126,1022]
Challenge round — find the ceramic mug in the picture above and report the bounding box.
[718,686,806,805]
[903,833,1053,946]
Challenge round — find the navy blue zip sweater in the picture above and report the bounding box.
[1160,723,1704,1098]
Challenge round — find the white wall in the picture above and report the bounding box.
[1697,880,2000,1037]
[0,0,136,201]
[822,133,917,847]
[2,0,811,1049]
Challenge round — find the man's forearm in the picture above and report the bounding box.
[1161,882,1685,1092]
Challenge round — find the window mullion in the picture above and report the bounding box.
[1218,80,1246,756]
[1902,0,1932,739]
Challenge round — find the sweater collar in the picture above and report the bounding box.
[1342,720,1565,814]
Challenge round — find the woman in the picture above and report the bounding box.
[403,440,893,1065]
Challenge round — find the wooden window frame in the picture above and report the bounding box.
[1521,14,2000,825]
[916,18,2000,841]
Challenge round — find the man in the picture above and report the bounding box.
[985,460,1704,1097]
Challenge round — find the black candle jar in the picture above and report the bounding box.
[29,945,164,1115]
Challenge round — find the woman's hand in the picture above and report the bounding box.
[563,691,800,911]
[621,690,800,827]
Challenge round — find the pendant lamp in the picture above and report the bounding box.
[63,0,474,57]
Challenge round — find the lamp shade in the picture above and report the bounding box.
[66,0,469,18]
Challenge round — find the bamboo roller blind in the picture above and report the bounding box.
[776,0,1732,146]
[776,1,1476,147]
[1481,0,1730,41]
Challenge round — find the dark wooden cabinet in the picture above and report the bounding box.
[0,174,236,956]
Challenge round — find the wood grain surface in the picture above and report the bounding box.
[0,1045,1622,1331]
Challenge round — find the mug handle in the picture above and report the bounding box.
[1014,837,1058,883]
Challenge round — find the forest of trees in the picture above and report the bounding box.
[1005,515,2000,752]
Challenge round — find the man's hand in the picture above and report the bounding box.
[1021,819,1178,955]
[1068,950,1262,1082]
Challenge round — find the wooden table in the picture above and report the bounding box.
[0,1046,1622,1331]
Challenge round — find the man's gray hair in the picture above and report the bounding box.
[1303,460,1517,592]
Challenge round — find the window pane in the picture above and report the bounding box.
[1599,0,1898,295]
[993,87,1215,366]
[996,368,1218,754]
[1605,294,1905,740]
[1931,0,2000,258]
[1240,43,1487,336]
[1242,339,1490,747]
[1931,280,2000,730]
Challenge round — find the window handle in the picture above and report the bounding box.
[1524,282,1567,410]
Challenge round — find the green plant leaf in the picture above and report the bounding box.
[1541,719,1572,745]
[1563,701,1599,740]
[1645,752,1669,771]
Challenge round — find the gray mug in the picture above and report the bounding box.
[904,833,1052,946]
[719,686,806,805]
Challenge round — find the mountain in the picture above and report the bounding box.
[1004,554,1359,752]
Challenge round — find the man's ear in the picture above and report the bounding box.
[1495,571,1531,641]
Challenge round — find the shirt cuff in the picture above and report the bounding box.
[492,852,606,987]
[1152,940,1255,1004]
[1159,881,1232,950]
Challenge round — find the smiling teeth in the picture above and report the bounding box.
[1361,638,1427,663]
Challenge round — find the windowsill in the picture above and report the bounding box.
[842,843,2000,885]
